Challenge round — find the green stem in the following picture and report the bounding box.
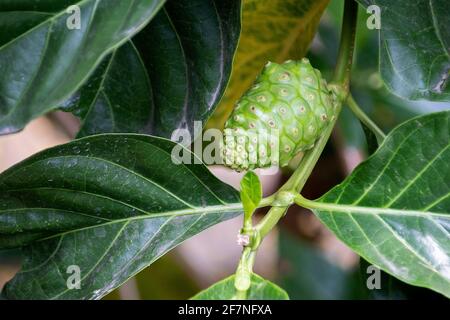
[233,0,359,299]
[259,194,276,207]
[234,247,256,300]
[294,193,330,210]
[255,0,358,239]
[256,206,287,239]
[333,0,359,90]
[347,94,386,143]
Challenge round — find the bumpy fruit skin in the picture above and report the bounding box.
[223,58,336,171]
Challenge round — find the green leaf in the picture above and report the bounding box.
[192,274,289,300]
[310,111,450,297]
[310,2,449,135]
[0,0,166,135]
[62,0,241,138]
[207,0,330,129]
[240,171,262,219]
[0,134,242,299]
[358,0,450,102]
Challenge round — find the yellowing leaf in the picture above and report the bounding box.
[206,0,330,129]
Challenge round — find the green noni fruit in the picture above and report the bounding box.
[222,58,336,171]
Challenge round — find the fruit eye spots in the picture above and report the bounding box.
[223,59,336,171]
[280,88,289,96]
[278,72,291,81]
[257,95,267,102]
[226,140,235,147]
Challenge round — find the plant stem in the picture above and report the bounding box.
[333,0,359,90]
[256,206,287,239]
[234,247,256,300]
[255,0,359,239]
[347,94,386,143]
[293,193,330,210]
[233,0,359,298]
[259,194,276,207]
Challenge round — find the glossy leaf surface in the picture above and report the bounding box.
[358,0,450,101]
[63,0,241,138]
[313,111,450,297]
[0,0,166,134]
[0,134,241,299]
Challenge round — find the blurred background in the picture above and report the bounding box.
[1,0,448,299]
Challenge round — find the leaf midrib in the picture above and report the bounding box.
[36,202,242,242]
[2,154,195,208]
[314,201,449,219]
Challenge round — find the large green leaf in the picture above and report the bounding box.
[0,134,241,299]
[192,274,289,300]
[0,0,166,135]
[310,111,450,297]
[358,0,450,102]
[62,0,241,138]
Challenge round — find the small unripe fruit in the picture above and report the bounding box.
[222,59,336,171]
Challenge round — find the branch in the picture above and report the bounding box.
[347,94,386,144]
[233,0,360,298]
